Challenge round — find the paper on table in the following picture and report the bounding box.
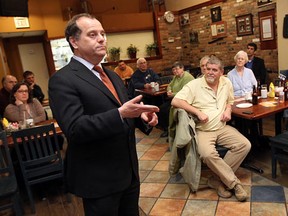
[259,101,277,107]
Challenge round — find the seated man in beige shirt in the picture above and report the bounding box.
[171,56,251,202]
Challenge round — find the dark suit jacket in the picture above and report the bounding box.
[32,84,45,103]
[48,58,149,198]
[246,56,267,85]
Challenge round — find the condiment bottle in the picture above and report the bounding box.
[268,82,275,98]
[284,81,288,100]
[252,85,258,105]
[257,80,261,96]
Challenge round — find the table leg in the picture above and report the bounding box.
[275,111,283,135]
[233,117,265,173]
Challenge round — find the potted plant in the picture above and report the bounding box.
[126,44,139,59]
[108,47,121,61]
[145,42,158,57]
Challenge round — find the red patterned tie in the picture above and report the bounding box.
[94,66,121,104]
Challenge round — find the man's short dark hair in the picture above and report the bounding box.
[23,70,34,79]
[247,42,257,51]
[65,13,96,52]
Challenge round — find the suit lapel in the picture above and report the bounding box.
[70,59,122,105]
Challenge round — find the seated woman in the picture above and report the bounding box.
[4,82,46,124]
[4,82,64,149]
[158,61,194,137]
[227,50,257,97]
[228,51,261,139]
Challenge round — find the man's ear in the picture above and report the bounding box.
[69,36,78,50]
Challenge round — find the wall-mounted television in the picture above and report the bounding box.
[0,0,29,17]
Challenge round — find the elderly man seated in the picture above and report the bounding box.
[171,56,251,202]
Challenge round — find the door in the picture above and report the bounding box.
[18,43,49,100]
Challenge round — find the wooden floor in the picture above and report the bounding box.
[1,116,287,216]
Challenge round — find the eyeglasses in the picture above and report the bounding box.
[17,90,29,94]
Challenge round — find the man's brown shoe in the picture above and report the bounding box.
[207,176,232,198]
[234,184,247,202]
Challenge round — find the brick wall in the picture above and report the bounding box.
[147,0,278,76]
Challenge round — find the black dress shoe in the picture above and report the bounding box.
[160,131,168,137]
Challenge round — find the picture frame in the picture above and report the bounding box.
[180,13,190,26]
[257,0,273,7]
[189,31,199,44]
[260,15,274,41]
[236,14,253,36]
[14,17,30,29]
[211,21,227,38]
[210,6,221,23]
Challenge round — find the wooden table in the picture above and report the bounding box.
[232,97,288,135]
[6,119,62,146]
[135,84,168,96]
[232,97,288,173]
[135,84,168,106]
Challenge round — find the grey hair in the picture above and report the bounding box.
[234,50,249,63]
[206,55,224,70]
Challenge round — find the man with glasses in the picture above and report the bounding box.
[171,56,251,202]
[0,75,17,117]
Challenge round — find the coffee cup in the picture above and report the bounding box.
[26,118,34,127]
[245,92,251,101]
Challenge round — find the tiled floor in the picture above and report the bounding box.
[136,126,288,216]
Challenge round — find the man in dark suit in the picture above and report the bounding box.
[48,13,159,216]
[245,42,267,85]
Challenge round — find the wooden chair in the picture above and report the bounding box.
[269,131,288,178]
[159,75,173,85]
[0,131,22,216]
[11,123,64,214]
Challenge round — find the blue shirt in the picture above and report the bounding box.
[245,60,253,70]
[227,67,257,97]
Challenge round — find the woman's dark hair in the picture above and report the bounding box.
[172,61,184,69]
[10,82,33,105]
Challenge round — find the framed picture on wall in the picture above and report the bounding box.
[180,13,190,26]
[210,6,221,23]
[236,14,253,36]
[260,15,274,41]
[189,31,199,44]
[257,0,273,7]
[211,21,227,38]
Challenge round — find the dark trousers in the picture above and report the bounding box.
[157,100,171,130]
[82,175,140,216]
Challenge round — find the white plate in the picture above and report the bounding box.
[236,103,253,108]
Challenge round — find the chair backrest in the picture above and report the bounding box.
[159,75,173,85]
[0,131,15,180]
[0,131,22,215]
[11,123,63,182]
